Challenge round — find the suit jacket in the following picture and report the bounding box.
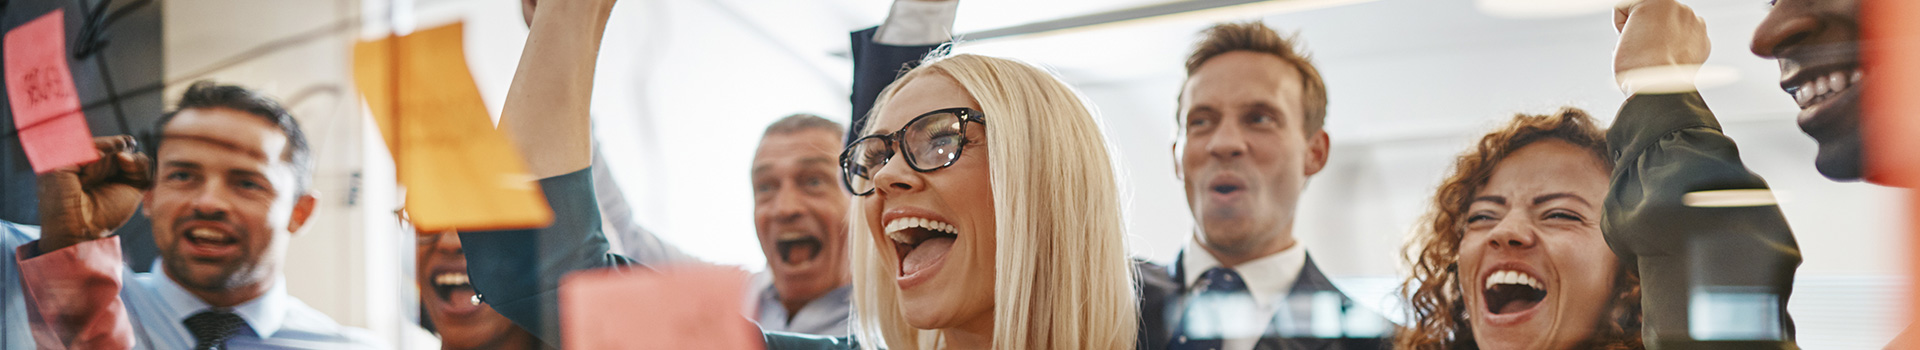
[1136,251,1391,350]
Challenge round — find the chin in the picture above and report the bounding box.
[1813,138,1865,181]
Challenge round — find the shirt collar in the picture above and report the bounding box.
[154,264,290,339]
[1181,237,1309,307]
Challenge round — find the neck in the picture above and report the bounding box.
[167,269,273,308]
[1198,232,1296,268]
[942,313,995,349]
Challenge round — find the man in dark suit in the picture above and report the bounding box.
[1136,21,1390,350]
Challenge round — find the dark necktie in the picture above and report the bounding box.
[184,309,247,350]
[1169,267,1249,350]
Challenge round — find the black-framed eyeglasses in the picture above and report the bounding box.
[840,107,987,196]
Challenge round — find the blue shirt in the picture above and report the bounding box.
[1,220,386,349]
[748,273,851,337]
[2,220,41,349]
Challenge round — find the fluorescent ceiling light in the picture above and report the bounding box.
[959,0,1379,43]
[1475,0,1616,19]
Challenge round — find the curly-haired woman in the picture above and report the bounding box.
[1397,108,1642,350]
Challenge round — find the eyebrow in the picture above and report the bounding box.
[1471,196,1505,206]
[162,134,269,160]
[1532,192,1591,207]
[752,157,840,176]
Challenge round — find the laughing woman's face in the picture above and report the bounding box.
[862,73,999,336]
[1457,140,1619,350]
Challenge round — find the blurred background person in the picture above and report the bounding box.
[412,225,544,350]
[1138,21,1390,350]
[1398,109,1641,350]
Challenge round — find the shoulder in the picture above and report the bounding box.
[277,297,391,349]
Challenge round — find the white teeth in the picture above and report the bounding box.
[433,272,471,286]
[1795,69,1862,109]
[883,217,957,244]
[1483,270,1543,291]
[1828,71,1849,93]
[189,228,226,242]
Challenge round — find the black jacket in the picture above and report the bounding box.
[1136,251,1393,350]
[1604,92,1801,349]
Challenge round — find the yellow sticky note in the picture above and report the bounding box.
[352,22,553,232]
[560,264,763,350]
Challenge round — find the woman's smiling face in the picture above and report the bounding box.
[1457,139,1619,350]
[863,73,999,334]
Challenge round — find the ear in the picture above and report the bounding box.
[1303,130,1331,177]
[287,192,319,236]
[1170,141,1185,181]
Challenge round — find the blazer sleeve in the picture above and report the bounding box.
[847,27,943,146]
[13,230,134,350]
[460,167,641,348]
[1603,92,1801,349]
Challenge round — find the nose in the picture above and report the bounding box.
[1206,122,1249,159]
[767,184,808,224]
[1484,215,1538,250]
[186,181,232,220]
[870,151,923,196]
[432,230,463,253]
[1751,10,1820,58]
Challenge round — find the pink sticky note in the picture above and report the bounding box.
[560,264,764,350]
[6,9,95,174]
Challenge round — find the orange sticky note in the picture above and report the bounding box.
[559,264,763,350]
[6,9,96,174]
[351,22,553,232]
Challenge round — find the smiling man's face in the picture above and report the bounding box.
[146,107,311,304]
[1751,0,1866,181]
[752,128,853,312]
[1177,51,1330,265]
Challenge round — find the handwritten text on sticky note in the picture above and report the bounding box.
[6,9,97,174]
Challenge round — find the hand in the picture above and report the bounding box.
[37,135,151,253]
[1613,0,1710,76]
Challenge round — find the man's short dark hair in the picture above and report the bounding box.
[761,113,845,140]
[153,80,313,194]
[1181,21,1329,134]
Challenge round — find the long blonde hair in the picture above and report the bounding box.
[847,53,1140,349]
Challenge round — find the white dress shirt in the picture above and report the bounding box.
[1180,237,1308,350]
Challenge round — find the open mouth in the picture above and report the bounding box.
[186,227,237,246]
[1482,270,1546,315]
[1784,65,1861,110]
[431,271,481,313]
[885,217,958,281]
[1207,176,1247,198]
[774,234,824,266]
[181,226,241,259]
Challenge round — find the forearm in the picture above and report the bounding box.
[501,0,616,178]
[17,237,133,350]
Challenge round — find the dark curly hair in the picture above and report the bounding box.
[1395,107,1642,350]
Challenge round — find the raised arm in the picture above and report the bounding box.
[14,136,148,350]
[1608,1,1799,348]
[460,0,636,347]
[847,0,956,146]
[500,0,615,178]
